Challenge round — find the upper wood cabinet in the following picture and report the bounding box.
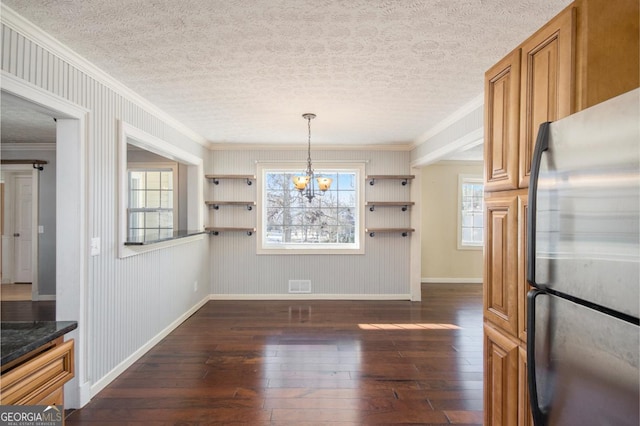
[485,6,575,192]
[574,0,640,110]
[484,50,521,192]
[519,8,575,188]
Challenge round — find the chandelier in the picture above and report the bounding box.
[292,113,332,202]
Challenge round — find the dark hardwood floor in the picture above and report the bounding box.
[67,283,483,425]
[1,300,56,321]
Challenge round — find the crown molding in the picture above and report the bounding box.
[208,142,414,152]
[412,92,484,148]
[0,4,208,148]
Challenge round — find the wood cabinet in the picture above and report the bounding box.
[483,0,638,424]
[484,50,521,192]
[484,323,519,426]
[0,338,74,405]
[519,8,575,188]
[483,192,519,336]
[485,6,575,193]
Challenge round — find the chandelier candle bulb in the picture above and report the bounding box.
[317,177,332,191]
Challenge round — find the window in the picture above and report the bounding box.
[257,162,365,254]
[127,163,177,241]
[458,175,484,249]
[118,121,204,258]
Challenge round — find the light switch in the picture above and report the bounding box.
[38,225,44,234]
[90,237,100,256]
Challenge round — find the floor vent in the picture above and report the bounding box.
[289,280,311,293]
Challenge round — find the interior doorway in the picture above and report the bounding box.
[0,166,40,301]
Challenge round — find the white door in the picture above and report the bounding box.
[14,175,32,283]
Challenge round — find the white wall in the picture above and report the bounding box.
[421,161,483,282]
[1,15,210,405]
[209,148,414,298]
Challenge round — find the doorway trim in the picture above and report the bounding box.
[1,70,90,407]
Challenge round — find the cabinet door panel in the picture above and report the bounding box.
[485,50,521,192]
[519,7,575,188]
[484,323,519,426]
[484,194,518,336]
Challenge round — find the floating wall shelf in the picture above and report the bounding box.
[205,174,256,185]
[365,228,415,237]
[205,227,256,236]
[205,201,256,211]
[366,201,415,212]
[366,175,415,186]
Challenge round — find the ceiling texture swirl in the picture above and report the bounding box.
[1,0,571,147]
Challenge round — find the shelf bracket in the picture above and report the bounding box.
[369,178,375,186]
[401,178,408,186]
[401,205,408,212]
[212,178,220,185]
[369,205,375,212]
[246,178,252,186]
[246,205,253,211]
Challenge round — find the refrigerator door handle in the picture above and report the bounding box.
[527,288,548,426]
[526,122,551,287]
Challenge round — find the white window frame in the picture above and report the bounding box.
[126,162,179,238]
[256,162,365,255]
[457,174,484,250]
[118,121,203,258]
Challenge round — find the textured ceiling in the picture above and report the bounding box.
[1,0,571,147]
[1,94,57,144]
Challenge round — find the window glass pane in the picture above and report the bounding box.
[160,171,172,190]
[129,171,145,189]
[159,211,173,228]
[129,190,145,208]
[145,211,159,228]
[473,228,484,243]
[129,212,144,229]
[473,213,483,228]
[146,190,161,208]
[160,190,173,208]
[462,227,473,243]
[146,171,161,190]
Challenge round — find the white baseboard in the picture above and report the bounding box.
[210,293,412,301]
[421,278,482,284]
[89,295,210,398]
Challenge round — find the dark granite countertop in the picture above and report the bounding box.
[1,321,77,366]
[124,229,205,245]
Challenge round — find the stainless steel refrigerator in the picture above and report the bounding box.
[527,88,640,426]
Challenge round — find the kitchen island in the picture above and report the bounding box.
[1,321,76,405]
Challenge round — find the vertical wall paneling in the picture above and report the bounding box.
[0,20,210,406]
[209,148,413,298]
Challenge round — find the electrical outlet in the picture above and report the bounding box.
[193,281,198,292]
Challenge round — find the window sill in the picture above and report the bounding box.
[120,230,205,258]
[124,229,206,245]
